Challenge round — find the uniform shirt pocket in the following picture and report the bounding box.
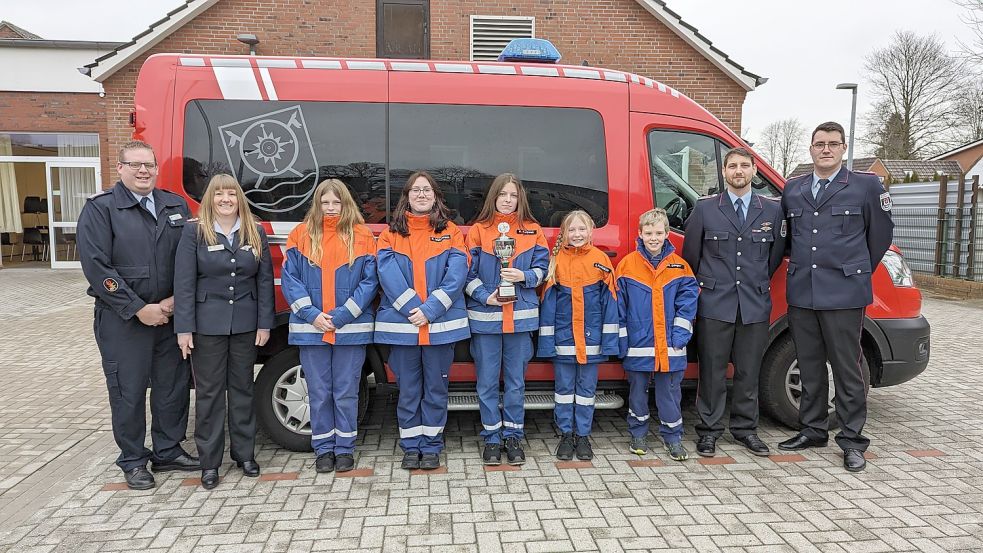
[116,265,150,281]
[703,230,729,258]
[754,232,774,260]
[831,205,862,235]
[696,275,716,290]
[786,208,802,236]
[841,260,872,277]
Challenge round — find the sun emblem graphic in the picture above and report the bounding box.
[236,119,300,178]
[250,124,292,172]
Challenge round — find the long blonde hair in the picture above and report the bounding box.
[197,174,262,260]
[545,210,595,284]
[303,179,364,266]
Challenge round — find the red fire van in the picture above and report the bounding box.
[132,52,930,450]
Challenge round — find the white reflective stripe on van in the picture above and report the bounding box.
[431,289,452,310]
[670,87,680,98]
[538,326,554,336]
[602,324,619,334]
[301,59,342,70]
[375,321,418,334]
[668,347,686,358]
[212,66,262,100]
[465,278,484,296]
[673,317,693,333]
[336,322,374,334]
[180,57,205,67]
[258,67,278,100]
[392,288,417,310]
[520,66,559,77]
[347,60,387,71]
[434,63,474,73]
[555,345,600,356]
[430,317,468,333]
[289,323,320,334]
[477,65,516,75]
[626,347,655,357]
[344,298,362,318]
[602,71,627,82]
[269,222,298,236]
[391,61,430,72]
[290,296,312,313]
[211,58,252,67]
[563,68,601,80]
[257,59,297,68]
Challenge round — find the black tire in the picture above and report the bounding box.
[759,334,870,430]
[254,346,372,452]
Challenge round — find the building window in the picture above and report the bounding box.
[470,15,534,61]
[377,0,430,59]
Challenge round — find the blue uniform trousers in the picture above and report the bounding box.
[553,360,598,436]
[389,344,453,454]
[472,332,533,444]
[626,370,684,443]
[300,344,365,455]
[93,306,191,471]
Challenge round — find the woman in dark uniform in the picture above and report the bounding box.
[174,174,274,489]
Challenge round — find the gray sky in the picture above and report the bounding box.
[5,0,978,155]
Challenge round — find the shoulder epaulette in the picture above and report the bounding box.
[87,190,112,201]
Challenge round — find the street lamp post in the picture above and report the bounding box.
[836,83,858,170]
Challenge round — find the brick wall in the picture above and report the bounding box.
[0,27,26,39]
[98,0,748,185]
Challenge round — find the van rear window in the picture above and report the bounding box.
[183,101,607,226]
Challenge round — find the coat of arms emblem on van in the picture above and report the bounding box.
[219,105,320,214]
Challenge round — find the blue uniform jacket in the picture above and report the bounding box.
[615,238,699,373]
[280,220,378,346]
[173,221,275,336]
[77,182,190,320]
[681,192,786,324]
[781,167,894,310]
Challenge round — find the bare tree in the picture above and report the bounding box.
[862,31,963,159]
[757,118,806,177]
[953,0,983,63]
[952,79,983,143]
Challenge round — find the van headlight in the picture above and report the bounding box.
[881,250,913,287]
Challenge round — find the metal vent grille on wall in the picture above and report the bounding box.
[470,15,535,61]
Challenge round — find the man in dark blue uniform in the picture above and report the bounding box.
[683,147,787,458]
[78,141,200,489]
[777,122,894,472]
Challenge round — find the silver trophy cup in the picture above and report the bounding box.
[493,222,517,302]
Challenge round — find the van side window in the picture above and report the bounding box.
[716,141,782,198]
[389,104,609,227]
[182,100,387,222]
[647,130,719,230]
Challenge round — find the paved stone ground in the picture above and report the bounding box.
[1,268,982,552]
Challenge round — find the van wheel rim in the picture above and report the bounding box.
[272,365,312,435]
[785,361,836,414]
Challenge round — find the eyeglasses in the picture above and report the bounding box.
[409,187,434,196]
[120,161,158,171]
[811,142,844,151]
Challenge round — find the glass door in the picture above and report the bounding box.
[45,162,100,269]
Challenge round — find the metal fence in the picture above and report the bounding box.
[891,175,982,281]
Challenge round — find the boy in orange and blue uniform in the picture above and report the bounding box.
[616,208,699,461]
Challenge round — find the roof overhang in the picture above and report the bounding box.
[931,138,983,160]
[633,0,765,91]
[82,0,220,82]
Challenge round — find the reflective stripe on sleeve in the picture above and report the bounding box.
[290,296,312,313]
[344,298,362,318]
[465,278,483,296]
[673,317,693,333]
[531,268,544,285]
[431,289,453,310]
[602,323,619,334]
[539,326,555,336]
[619,327,627,338]
[392,288,417,310]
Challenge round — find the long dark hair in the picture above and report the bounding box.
[389,171,454,237]
[472,172,538,228]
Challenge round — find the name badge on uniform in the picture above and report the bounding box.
[241,245,253,251]
[207,244,224,252]
[169,213,183,221]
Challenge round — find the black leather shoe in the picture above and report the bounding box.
[201,469,219,489]
[123,466,155,490]
[237,460,260,477]
[696,435,717,457]
[315,452,336,473]
[843,449,866,472]
[400,452,421,470]
[151,453,201,472]
[335,454,355,473]
[420,453,440,470]
[736,434,771,457]
[777,434,828,451]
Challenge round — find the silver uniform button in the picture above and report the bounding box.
[812,229,818,234]
[230,272,235,277]
[229,286,234,291]
[845,211,850,215]
[737,252,742,256]
[812,264,817,268]
[736,280,741,285]
[229,300,234,304]
[814,211,819,216]
[736,266,741,271]
[713,237,718,240]
[857,269,862,273]
[812,246,817,251]
[737,237,742,241]
[231,258,236,263]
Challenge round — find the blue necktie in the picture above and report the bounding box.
[815,178,830,202]
[140,196,156,220]
[735,197,745,226]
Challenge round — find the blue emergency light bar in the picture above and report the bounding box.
[497,38,562,64]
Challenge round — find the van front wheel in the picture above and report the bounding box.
[760,334,870,430]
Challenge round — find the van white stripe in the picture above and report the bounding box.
[477,65,516,75]
[212,66,262,100]
[269,222,298,236]
[257,59,297,68]
[563,68,600,80]
[180,57,205,67]
[301,59,342,69]
[434,63,473,73]
[258,67,278,100]
[391,62,430,72]
[520,66,559,77]
[347,60,386,71]
[602,71,627,82]
[211,58,252,67]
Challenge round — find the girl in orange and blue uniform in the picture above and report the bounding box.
[616,208,699,462]
[376,172,470,471]
[537,210,619,461]
[465,173,549,466]
[280,179,377,474]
